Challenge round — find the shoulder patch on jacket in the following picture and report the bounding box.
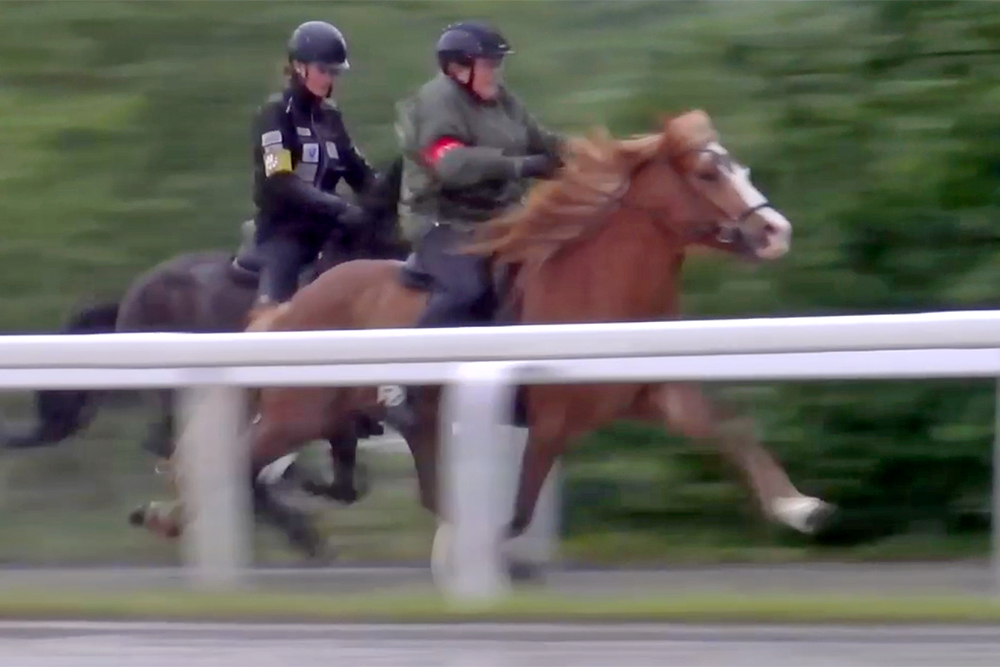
[261,130,283,147]
[263,146,292,177]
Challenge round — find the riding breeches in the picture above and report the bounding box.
[414,224,494,328]
[255,232,324,304]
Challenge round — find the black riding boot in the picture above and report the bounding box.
[384,224,494,431]
[384,293,466,432]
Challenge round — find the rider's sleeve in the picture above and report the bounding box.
[253,99,351,225]
[411,92,524,186]
[507,92,566,157]
[338,120,377,194]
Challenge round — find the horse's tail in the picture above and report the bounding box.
[2,300,120,449]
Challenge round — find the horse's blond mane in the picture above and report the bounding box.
[467,110,717,264]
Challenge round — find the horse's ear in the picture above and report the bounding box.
[658,114,678,151]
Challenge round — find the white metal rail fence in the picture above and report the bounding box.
[2,310,1000,602]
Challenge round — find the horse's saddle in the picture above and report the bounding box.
[397,251,519,325]
[398,252,437,292]
[390,251,528,426]
[227,219,318,289]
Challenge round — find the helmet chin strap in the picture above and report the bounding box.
[460,61,492,102]
[292,68,333,100]
[462,61,478,97]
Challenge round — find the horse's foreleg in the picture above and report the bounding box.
[327,431,365,503]
[248,411,327,558]
[295,428,368,505]
[508,407,569,540]
[404,387,441,515]
[644,382,834,534]
[239,388,344,559]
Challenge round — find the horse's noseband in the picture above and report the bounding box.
[713,201,774,248]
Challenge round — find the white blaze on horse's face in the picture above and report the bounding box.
[697,142,792,260]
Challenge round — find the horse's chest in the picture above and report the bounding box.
[288,108,347,187]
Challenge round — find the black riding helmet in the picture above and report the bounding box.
[436,20,513,72]
[287,20,350,73]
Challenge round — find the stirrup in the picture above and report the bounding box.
[246,300,286,332]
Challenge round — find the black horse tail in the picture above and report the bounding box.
[3,300,120,449]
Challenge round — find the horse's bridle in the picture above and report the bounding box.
[600,146,775,256]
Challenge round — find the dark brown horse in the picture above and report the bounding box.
[3,159,407,549]
[152,111,836,567]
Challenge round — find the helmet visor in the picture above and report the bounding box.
[316,60,349,75]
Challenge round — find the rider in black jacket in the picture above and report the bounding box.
[248,20,376,327]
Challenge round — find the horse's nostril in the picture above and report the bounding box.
[763,222,778,235]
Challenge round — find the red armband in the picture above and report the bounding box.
[422,137,464,166]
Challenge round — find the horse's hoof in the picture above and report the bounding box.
[127,506,146,528]
[353,461,371,500]
[430,522,452,589]
[772,496,836,535]
[507,560,545,585]
[300,479,357,505]
[327,484,359,504]
[288,520,326,560]
[804,500,837,535]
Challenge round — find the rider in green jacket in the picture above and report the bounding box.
[391,20,565,428]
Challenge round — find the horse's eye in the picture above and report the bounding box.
[698,170,720,183]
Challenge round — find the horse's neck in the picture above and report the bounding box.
[518,210,684,324]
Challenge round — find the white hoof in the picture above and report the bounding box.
[771,496,835,534]
[430,522,453,589]
[257,453,299,486]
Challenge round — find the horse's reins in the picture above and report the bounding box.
[580,146,775,254]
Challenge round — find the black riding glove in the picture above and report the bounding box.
[518,154,562,179]
[338,203,370,229]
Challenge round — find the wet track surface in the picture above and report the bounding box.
[0,563,995,665]
[0,561,992,596]
[2,620,999,666]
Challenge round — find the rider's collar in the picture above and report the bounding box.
[288,76,322,112]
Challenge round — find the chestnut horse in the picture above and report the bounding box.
[150,110,836,561]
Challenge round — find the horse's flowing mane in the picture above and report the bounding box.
[467,110,718,265]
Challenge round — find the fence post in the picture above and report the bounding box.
[994,376,1000,596]
[176,384,251,589]
[439,361,530,602]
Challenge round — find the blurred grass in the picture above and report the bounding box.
[0,389,987,566]
[0,0,997,565]
[0,588,997,624]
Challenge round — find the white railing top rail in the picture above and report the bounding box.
[0,310,999,369]
[0,349,998,391]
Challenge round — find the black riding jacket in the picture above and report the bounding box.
[251,78,375,240]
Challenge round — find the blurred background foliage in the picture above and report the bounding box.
[0,0,995,564]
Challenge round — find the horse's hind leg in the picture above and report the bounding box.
[128,390,183,539]
[248,388,339,558]
[645,382,835,535]
[142,389,175,459]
